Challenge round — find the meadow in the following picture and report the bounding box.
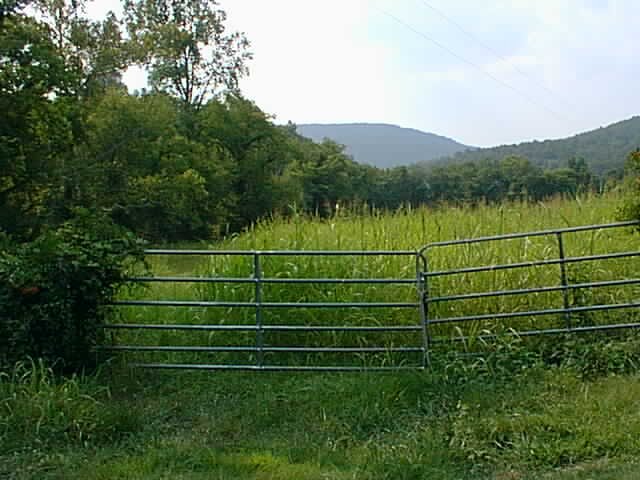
[2,193,640,479]
[111,193,639,369]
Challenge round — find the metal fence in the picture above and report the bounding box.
[104,220,640,370]
[104,249,427,371]
[420,220,640,349]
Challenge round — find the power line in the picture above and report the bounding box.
[417,0,575,112]
[373,4,569,122]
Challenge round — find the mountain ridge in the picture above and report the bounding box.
[297,116,640,174]
[296,123,472,169]
[435,115,640,174]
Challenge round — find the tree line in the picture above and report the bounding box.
[0,0,624,244]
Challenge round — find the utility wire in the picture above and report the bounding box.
[373,5,569,122]
[418,0,575,112]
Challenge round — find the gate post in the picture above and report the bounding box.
[416,252,430,367]
[254,252,264,367]
[556,233,572,331]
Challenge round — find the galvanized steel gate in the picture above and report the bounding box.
[105,249,428,371]
[104,221,640,370]
[421,220,640,349]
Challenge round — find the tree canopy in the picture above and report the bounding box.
[124,0,251,108]
[0,1,623,244]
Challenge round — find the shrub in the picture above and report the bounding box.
[619,149,640,223]
[0,211,145,372]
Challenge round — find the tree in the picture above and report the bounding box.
[196,96,298,228]
[619,150,640,223]
[292,140,361,216]
[0,11,75,237]
[0,0,31,22]
[33,0,130,97]
[75,90,236,241]
[124,0,251,109]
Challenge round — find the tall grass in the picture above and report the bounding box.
[6,193,640,480]
[108,193,639,368]
[0,360,142,456]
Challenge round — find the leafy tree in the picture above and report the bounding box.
[197,96,298,228]
[619,150,640,223]
[292,140,361,216]
[73,90,235,241]
[0,0,31,21]
[499,156,540,200]
[568,157,593,191]
[0,211,144,371]
[124,0,251,108]
[34,0,130,97]
[0,12,75,237]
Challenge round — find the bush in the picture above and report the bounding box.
[0,212,145,372]
[619,149,640,222]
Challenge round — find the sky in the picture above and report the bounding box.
[87,0,640,148]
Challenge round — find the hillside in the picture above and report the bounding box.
[296,123,471,168]
[439,116,640,175]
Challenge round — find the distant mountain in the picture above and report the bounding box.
[438,116,640,175]
[296,123,472,169]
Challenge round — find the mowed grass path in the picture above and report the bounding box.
[3,193,640,479]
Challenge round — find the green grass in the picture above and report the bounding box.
[110,192,639,368]
[3,193,640,479]
[4,352,640,479]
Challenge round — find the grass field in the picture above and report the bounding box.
[112,193,639,368]
[2,193,640,479]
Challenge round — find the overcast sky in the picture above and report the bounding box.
[87,0,639,148]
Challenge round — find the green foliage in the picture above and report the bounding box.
[124,0,251,108]
[292,138,363,216]
[3,196,640,479]
[0,4,607,244]
[68,90,237,241]
[0,212,144,371]
[438,116,640,175]
[619,149,640,223]
[0,12,75,238]
[195,95,300,229]
[0,359,143,456]
[33,0,130,97]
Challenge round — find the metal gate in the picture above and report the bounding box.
[104,249,428,371]
[420,220,640,350]
[104,220,640,370]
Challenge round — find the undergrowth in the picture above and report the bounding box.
[4,193,640,479]
[4,334,640,479]
[0,359,143,476]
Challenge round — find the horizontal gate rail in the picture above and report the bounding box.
[428,278,640,303]
[143,249,418,256]
[104,324,423,332]
[112,300,419,308]
[421,220,639,248]
[127,364,421,372]
[424,251,640,277]
[432,321,640,344]
[418,220,640,347]
[127,276,417,284]
[428,302,640,325]
[104,346,424,353]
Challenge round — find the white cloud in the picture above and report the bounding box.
[82,0,639,146]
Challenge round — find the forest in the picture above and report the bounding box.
[0,0,619,244]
